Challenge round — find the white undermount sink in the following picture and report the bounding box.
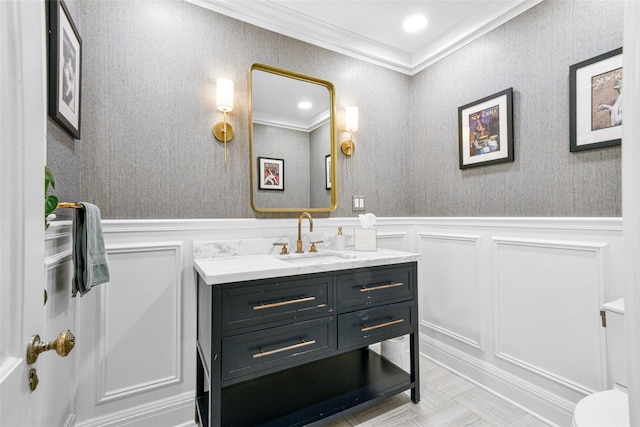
[278,251,357,264]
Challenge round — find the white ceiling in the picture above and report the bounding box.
[252,67,331,131]
[188,0,543,75]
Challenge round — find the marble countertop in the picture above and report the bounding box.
[193,247,421,285]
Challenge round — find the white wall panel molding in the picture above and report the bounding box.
[95,241,185,405]
[493,236,609,395]
[376,231,408,251]
[493,236,610,252]
[47,217,622,235]
[45,249,72,269]
[413,217,622,232]
[376,231,407,240]
[47,216,414,234]
[44,249,78,426]
[45,226,73,259]
[417,232,482,350]
[46,227,72,241]
[417,231,482,241]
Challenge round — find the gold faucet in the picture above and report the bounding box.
[296,212,313,253]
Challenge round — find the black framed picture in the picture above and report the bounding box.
[570,48,622,152]
[47,0,82,139]
[258,157,284,191]
[458,88,514,169]
[325,154,331,190]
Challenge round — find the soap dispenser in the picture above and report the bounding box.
[335,227,346,250]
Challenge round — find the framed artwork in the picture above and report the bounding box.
[325,154,331,190]
[47,0,82,139]
[570,48,622,152]
[258,157,284,191]
[458,88,513,169]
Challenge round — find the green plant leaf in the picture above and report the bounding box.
[45,195,58,216]
[45,165,56,193]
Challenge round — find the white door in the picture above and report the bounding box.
[0,1,49,425]
[623,2,640,424]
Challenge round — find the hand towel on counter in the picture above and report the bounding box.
[72,202,110,297]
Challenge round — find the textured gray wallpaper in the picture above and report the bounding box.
[309,123,332,208]
[410,0,623,217]
[68,0,622,219]
[253,124,309,209]
[46,0,82,221]
[78,0,411,219]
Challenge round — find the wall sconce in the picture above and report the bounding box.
[213,78,234,164]
[341,106,358,156]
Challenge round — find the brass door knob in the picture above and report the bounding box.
[26,330,75,365]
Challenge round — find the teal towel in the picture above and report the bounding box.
[72,203,110,297]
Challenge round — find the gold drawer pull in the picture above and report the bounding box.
[253,339,316,359]
[360,282,403,292]
[253,296,316,311]
[361,318,404,332]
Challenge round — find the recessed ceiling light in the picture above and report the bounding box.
[403,14,427,32]
[298,101,312,109]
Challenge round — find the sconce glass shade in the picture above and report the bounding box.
[345,106,358,131]
[341,106,358,157]
[216,78,233,112]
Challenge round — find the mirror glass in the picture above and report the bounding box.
[250,64,337,212]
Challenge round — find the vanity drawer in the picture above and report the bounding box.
[337,264,413,310]
[222,316,334,383]
[338,301,414,348]
[222,275,333,331]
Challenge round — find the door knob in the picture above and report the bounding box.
[26,330,75,365]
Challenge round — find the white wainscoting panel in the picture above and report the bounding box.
[414,218,622,426]
[493,237,608,394]
[418,232,482,350]
[44,250,77,427]
[97,242,184,404]
[376,231,408,251]
[45,217,622,427]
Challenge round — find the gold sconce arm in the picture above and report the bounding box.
[27,330,75,365]
[213,110,234,165]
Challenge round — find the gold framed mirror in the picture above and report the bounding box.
[249,64,337,213]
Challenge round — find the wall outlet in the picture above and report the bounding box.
[352,195,365,211]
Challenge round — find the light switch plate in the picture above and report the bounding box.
[352,195,365,211]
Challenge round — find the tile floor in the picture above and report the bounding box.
[325,355,552,427]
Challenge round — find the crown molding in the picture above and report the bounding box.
[410,0,544,75]
[188,0,542,75]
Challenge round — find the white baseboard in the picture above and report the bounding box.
[420,333,572,427]
[75,392,194,427]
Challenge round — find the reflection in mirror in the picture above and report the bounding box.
[249,64,337,212]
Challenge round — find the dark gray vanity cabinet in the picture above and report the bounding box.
[196,262,419,427]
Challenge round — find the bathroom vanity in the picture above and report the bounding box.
[194,245,420,427]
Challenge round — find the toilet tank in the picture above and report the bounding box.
[603,298,627,390]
